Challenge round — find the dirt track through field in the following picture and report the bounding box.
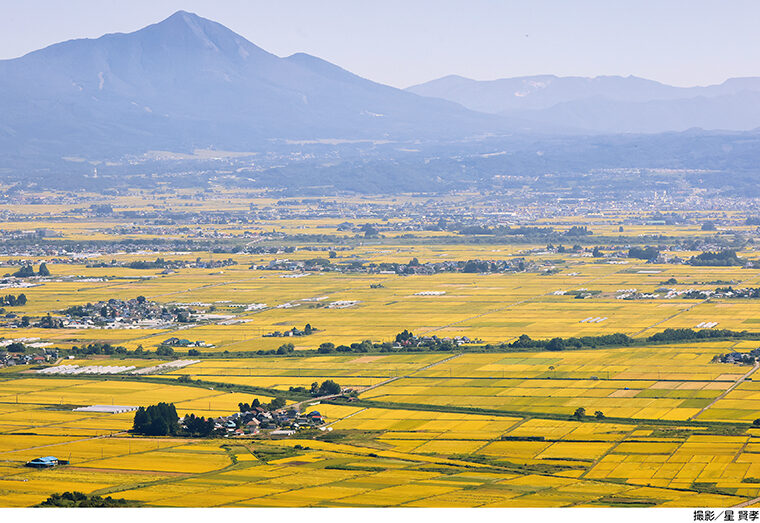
[689,361,760,420]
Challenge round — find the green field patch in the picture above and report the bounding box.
[678,398,713,409]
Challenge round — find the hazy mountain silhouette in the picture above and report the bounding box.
[407,74,760,132]
[0,11,513,160]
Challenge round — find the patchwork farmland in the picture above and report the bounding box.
[3,191,760,506]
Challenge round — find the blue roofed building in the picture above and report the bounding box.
[26,456,59,468]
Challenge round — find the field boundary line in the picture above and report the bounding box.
[578,428,636,479]
[732,437,751,463]
[323,407,368,428]
[469,417,528,456]
[0,430,128,456]
[632,298,710,337]
[689,361,760,420]
[356,353,464,396]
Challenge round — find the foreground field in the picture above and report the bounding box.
[2,337,760,507]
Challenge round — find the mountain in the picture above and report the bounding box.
[0,11,514,165]
[407,74,760,133]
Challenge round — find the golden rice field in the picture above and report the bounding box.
[5,205,760,506]
[1,337,760,508]
[5,238,760,354]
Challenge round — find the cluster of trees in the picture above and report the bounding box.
[628,246,660,260]
[237,396,287,412]
[508,333,632,351]
[12,263,50,278]
[499,329,755,352]
[313,379,341,395]
[317,337,460,354]
[457,225,556,236]
[360,224,380,238]
[66,341,195,358]
[70,342,129,355]
[156,345,179,357]
[39,492,137,507]
[395,330,414,344]
[701,221,717,231]
[5,341,26,353]
[462,260,499,273]
[399,258,527,275]
[572,407,605,420]
[565,225,592,236]
[132,402,179,436]
[182,413,215,437]
[127,257,175,269]
[276,343,295,355]
[689,250,744,266]
[288,379,342,396]
[62,305,91,317]
[647,328,753,343]
[303,258,331,268]
[315,340,363,354]
[37,314,64,328]
[0,293,26,306]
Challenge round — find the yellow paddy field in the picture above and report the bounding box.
[5,204,760,506]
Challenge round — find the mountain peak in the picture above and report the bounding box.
[148,9,224,41]
[133,9,273,62]
[160,10,207,27]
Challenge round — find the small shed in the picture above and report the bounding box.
[26,456,59,468]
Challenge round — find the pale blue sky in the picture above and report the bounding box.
[1,0,758,88]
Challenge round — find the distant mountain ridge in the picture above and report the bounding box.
[2,10,760,193]
[0,10,514,162]
[407,74,760,133]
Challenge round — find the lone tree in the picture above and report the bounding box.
[317,342,335,354]
[156,345,175,357]
[317,379,341,396]
[276,343,295,355]
[38,262,50,276]
[573,407,586,419]
[595,410,605,419]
